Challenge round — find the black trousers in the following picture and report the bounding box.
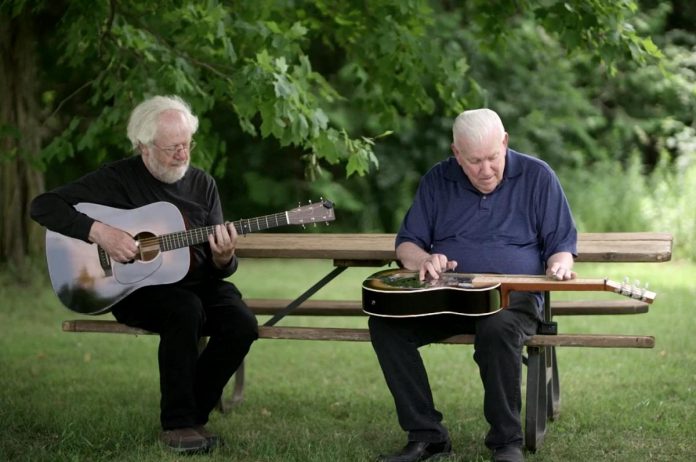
[368,292,540,449]
[111,279,258,429]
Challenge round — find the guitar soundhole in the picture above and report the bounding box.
[134,231,160,262]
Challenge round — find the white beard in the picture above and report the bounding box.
[143,154,189,184]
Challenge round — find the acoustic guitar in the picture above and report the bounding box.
[362,268,656,318]
[45,200,335,315]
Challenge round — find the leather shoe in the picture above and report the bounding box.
[378,440,452,462]
[159,427,210,454]
[194,425,222,449]
[491,445,524,462]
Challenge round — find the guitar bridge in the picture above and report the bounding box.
[97,245,113,277]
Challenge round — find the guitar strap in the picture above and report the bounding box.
[263,266,347,326]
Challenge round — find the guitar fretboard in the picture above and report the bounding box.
[158,212,290,251]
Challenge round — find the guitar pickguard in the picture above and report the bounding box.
[112,256,163,284]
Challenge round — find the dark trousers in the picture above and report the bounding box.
[111,279,258,429]
[368,292,540,449]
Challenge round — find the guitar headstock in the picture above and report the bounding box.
[606,278,657,304]
[287,199,336,226]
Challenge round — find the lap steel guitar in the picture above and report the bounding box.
[362,268,656,318]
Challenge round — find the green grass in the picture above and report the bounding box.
[1,259,695,461]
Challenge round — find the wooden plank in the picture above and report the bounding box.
[235,232,672,263]
[550,299,649,315]
[247,299,364,316]
[576,232,672,241]
[61,320,655,348]
[256,326,655,348]
[520,333,655,348]
[575,234,673,262]
[259,326,371,342]
[62,319,151,335]
[244,298,649,317]
[236,233,396,261]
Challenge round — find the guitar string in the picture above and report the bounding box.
[373,271,653,302]
[134,211,294,249]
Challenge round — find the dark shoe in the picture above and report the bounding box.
[194,425,223,449]
[159,427,210,454]
[378,440,452,462]
[491,445,524,462]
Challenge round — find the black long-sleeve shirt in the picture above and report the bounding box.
[30,155,237,283]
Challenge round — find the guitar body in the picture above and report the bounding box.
[46,202,190,315]
[362,268,502,318]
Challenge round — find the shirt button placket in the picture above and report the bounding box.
[480,195,490,211]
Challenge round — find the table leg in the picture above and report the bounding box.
[220,265,350,411]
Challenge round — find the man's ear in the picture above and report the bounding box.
[451,143,463,166]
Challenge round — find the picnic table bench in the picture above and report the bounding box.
[62,231,672,452]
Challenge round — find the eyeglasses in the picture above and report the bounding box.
[153,140,196,156]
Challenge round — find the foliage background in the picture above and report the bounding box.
[1,0,695,265]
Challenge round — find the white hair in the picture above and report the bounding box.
[452,108,505,148]
[126,95,199,151]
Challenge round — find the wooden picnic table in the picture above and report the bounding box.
[63,230,673,452]
[235,232,673,263]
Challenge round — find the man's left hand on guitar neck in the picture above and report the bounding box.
[209,222,238,269]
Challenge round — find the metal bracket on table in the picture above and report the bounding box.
[263,265,348,327]
[224,264,350,410]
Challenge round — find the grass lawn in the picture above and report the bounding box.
[1,258,694,461]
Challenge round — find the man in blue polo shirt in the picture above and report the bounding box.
[369,108,577,462]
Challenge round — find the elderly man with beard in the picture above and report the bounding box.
[30,95,258,454]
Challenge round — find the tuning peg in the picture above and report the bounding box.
[641,283,650,300]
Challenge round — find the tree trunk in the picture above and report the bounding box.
[0,11,46,271]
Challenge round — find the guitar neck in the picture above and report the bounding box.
[471,275,608,292]
[469,274,655,303]
[158,212,289,251]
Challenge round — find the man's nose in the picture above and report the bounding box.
[173,147,188,159]
[480,160,493,175]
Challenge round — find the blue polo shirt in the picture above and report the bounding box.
[396,149,577,276]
